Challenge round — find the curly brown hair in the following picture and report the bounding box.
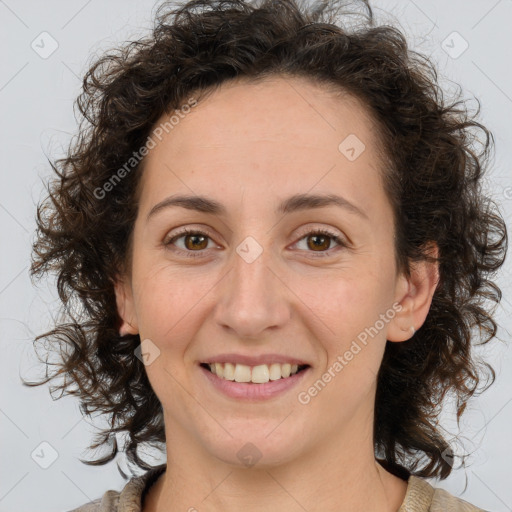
[26,0,508,480]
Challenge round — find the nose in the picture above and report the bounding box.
[212,242,291,340]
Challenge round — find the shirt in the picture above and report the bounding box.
[67,464,488,512]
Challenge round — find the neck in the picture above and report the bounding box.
[143,417,408,512]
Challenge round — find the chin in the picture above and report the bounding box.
[202,426,307,470]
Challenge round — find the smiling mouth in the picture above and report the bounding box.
[200,362,310,384]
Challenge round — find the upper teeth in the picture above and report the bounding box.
[208,363,301,383]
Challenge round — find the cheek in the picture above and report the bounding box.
[297,265,394,336]
[132,262,220,349]
[294,261,396,392]
[131,265,214,403]
[296,273,393,413]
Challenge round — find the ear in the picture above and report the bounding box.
[113,274,139,336]
[387,242,440,342]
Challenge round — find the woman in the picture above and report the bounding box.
[27,0,508,510]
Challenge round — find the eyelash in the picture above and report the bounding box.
[163,228,347,259]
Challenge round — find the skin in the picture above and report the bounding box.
[114,75,439,512]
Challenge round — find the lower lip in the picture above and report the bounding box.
[199,365,310,401]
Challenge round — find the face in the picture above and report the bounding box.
[115,75,433,470]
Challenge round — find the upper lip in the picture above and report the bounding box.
[200,353,310,366]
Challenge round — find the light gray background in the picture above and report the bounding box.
[1,1,511,511]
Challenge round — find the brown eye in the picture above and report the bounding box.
[163,229,215,258]
[306,233,331,251]
[183,233,209,250]
[294,229,346,256]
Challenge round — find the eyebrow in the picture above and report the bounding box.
[146,193,369,221]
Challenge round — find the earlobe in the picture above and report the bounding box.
[387,243,440,343]
[114,275,139,336]
[119,320,138,337]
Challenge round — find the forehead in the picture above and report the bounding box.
[165,76,380,157]
[139,75,389,221]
